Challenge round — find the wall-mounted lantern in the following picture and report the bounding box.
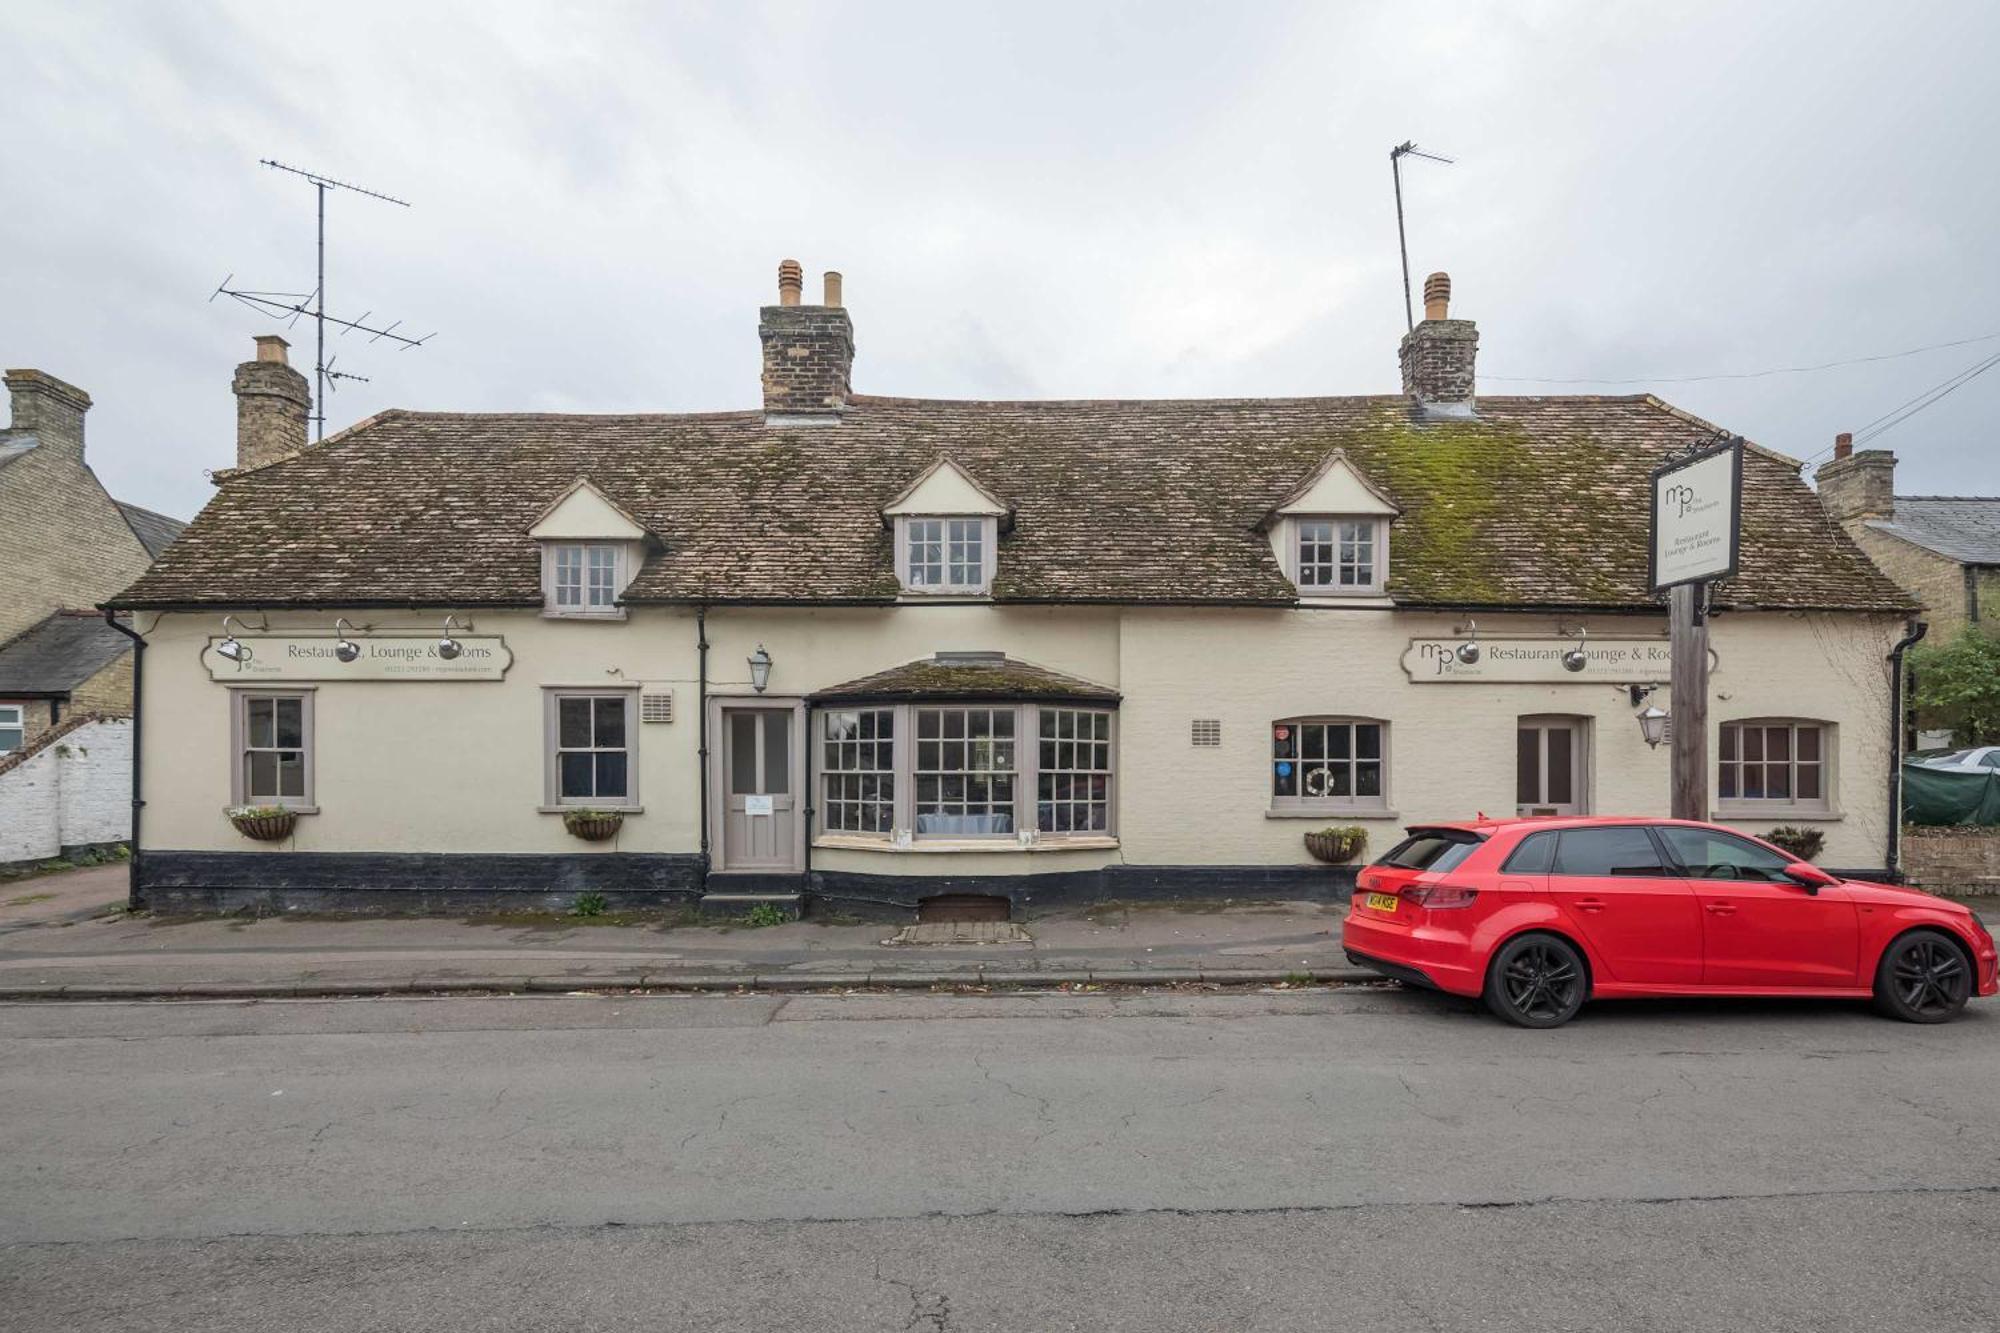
[1637,705,1670,749]
[748,644,773,693]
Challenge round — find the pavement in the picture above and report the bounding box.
[0,864,1362,998]
[3,987,1997,1330]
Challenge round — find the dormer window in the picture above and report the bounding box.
[1297,518,1382,591]
[1265,449,1399,600]
[549,543,623,613]
[527,478,655,621]
[883,456,1010,598]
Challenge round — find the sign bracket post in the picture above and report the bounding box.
[1668,582,1708,821]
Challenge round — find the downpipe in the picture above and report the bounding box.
[103,608,146,907]
[1887,617,1928,881]
[696,606,710,876]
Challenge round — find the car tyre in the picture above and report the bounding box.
[1483,932,1587,1029]
[1872,929,1972,1024]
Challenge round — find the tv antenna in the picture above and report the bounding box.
[211,159,434,441]
[1390,141,1454,332]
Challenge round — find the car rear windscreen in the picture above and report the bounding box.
[1375,830,1483,873]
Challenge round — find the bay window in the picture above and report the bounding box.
[815,702,1115,842]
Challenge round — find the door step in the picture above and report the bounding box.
[698,892,803,922]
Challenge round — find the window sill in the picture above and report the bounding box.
[538,804,643,815]
[814,834,1118,854]
[893,591,993,603]
[229,804,319,815]
[1265,808,1399,820]
[541,609,629,621]
[1714,805,1841,822]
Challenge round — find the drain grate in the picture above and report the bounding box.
[885,921,1034,947]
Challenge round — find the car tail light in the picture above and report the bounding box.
[1402,884,1479,909]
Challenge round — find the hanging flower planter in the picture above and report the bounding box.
[1303,826,1367,864]
[1764,825,1825,862]
[227,805,296,842]
[562,809,624,842]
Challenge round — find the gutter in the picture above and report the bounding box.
[102,609,145,907]
[1886,618,1929,881]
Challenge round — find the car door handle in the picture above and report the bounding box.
[1574,898,1607,913]
[1706,902,1737,916]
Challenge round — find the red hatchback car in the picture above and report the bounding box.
[1343,816,1998,1027]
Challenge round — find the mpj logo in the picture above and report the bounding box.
[1663,482,1699,518]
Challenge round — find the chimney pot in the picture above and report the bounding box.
[232,334,311,470]
[1833,431,1852,460]
[777,258,803,307]
[823,270,843,308]
[1423,271,1452,321]
[759,264,854,422]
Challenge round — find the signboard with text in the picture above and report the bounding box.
[203,635,513,682]
[1650,438,1742,590]
[1401,637,1672,684]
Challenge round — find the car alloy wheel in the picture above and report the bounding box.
[1485,934,1586,1028]
[1875,930,1972,1024]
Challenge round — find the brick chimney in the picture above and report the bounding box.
[232,335,310,470]
[1399,271,1479,417]
[1815,437,1896,523]
[759,259,853,424]
[2,369,91,466]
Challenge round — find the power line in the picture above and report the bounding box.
[1796,347,2000,470]
[1486,329,2000,385]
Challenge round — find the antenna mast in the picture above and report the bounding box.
[1390,141,1454,332]
[212,159,433,441]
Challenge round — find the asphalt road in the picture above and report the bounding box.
[3,986,1997,1331]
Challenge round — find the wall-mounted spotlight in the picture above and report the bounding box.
[1455,619,1481,665]
[1562,625,1589,673]
[333,618,361,663]
[215,615,255,663]
[437,614,468,661]
[748,644,773,693]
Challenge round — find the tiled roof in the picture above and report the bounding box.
[114,500,186,559]
[0,611,133,695]
[1867,497,2000,565]
[814,655,1120,704]
[111,394,1912,613]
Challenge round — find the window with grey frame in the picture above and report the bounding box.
[1719,720,1828,809]
[548,543,621,613]
[549,691,636,806]
[902,517,987,591]
[1296,518,1379,591]
[820,708,895,833]
[1271,718,1386,810]
[915,705,1016,835]
[236,691,312,807]
[1039,707,1112,833]
[0,703,23,754]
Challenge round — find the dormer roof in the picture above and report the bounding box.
[527,478,652,543]
[882,455,1011,521]
[1265,448,1401,527]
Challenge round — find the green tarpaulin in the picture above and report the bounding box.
[1903,763,2000,827]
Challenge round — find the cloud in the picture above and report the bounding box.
[3,0,1996,521]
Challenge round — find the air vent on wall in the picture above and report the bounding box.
[640,691,675,723]
[1191,719,1221,747]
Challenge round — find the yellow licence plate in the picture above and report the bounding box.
[1364,892,1400,913]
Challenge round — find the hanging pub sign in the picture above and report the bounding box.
[1650,436,1743,591]
[1401,637,1671,683]
[203,635,513,682]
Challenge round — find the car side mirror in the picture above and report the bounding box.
[1784,862,1838,893]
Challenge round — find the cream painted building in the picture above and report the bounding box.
[111,266,1915,915]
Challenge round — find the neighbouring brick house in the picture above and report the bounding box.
[1816,439,2000,636]
[111,266,1915,916]
[0,369,184,755]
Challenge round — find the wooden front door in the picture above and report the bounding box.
[722,707,797,869]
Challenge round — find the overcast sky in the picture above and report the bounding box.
[5,2,1997,521]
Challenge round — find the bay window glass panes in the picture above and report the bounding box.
[1719,721,1826,808]
[821,709,894,833]
[240,694,308,804]
[914,707,1015,835]
[1272,719,1385,807]
[553,694,633,803]
[1038,708,1112,833]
